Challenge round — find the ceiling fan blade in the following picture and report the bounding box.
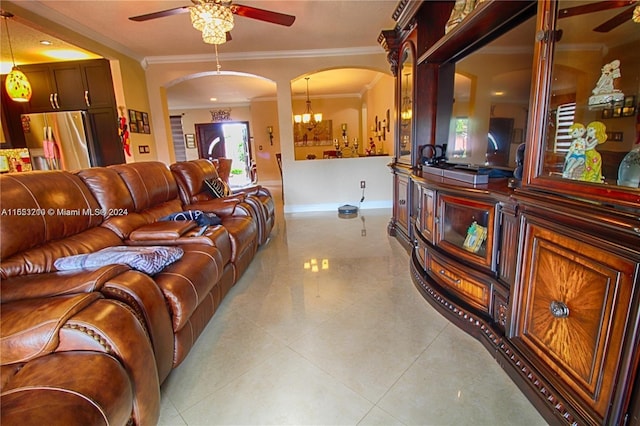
[129,5,190,22]
[558,0,635,19]
[593,6,635,32]
[231,4,295,26]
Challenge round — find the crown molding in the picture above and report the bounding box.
[144,46,385,65]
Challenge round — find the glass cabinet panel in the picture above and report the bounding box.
[436,194,496,270]
[535,0,640,205]
[398,42,415,165]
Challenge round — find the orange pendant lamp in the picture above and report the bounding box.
[2,11,32,103]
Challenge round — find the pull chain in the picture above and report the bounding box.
[215,44,222,74]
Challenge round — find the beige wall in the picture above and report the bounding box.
[147,54,395,212]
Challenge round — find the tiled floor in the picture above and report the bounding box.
[158,189,547,426]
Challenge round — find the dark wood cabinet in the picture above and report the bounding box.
[382,1,640,424]
[1,59,124,166]
[21,60,114,113]
[511,212,639,425]
[388,168,412,249]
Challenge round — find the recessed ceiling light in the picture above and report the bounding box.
[40,40,53,46]
[210,97,217,101]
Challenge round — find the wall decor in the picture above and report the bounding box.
[293,120,333,146]
[210,109,232,122]
[128,109,151,134]
[185,134,196,149]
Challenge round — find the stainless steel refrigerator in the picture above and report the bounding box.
[22,111,92,171]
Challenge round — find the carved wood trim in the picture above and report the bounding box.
[410,253,584,425]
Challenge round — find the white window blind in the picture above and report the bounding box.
[553,102,576,153]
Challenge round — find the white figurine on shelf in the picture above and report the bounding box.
[562,123,587,179]
[589,59,624,106]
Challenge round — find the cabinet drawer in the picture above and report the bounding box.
[428,252,491,313]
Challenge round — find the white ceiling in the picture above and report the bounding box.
[1,1,399,109]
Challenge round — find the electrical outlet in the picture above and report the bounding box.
[360,180,366,189]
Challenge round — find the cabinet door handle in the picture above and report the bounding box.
[399,199,406,205]
[49,93,56,109]
[549,301,570,318]
[53,93,60,109]
[439,269,461,284]
[84,90,90,107]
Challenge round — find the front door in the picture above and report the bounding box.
[195,121,252,186]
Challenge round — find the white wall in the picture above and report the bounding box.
[145,52,394,212]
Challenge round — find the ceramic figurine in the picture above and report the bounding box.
[580,121,607,182]
[562,123,586,179]
[588,59,624,107]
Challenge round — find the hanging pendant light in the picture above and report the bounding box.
[294,77,322,130]
[2,11,32,103]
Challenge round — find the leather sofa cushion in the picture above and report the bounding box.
[0,172,102,260]
[153,244,224,332]
[1,293,102,364]
[0,227,123,279]
[1,351,133,426]
[0,265,130,303]
[110,162,179,212]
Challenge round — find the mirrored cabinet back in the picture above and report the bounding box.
[380,1,640,425]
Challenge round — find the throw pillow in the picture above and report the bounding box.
[204,178,230,198]
[161,210,222,227]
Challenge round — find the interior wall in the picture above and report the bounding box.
[145,53,394,212]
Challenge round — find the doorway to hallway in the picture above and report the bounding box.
[195,121,252,187]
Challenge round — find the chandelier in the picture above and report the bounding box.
[400,73,412,127]
[190,0,234,45]
[294,77,322,130]
[2,11,32,103]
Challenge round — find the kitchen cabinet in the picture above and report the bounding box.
[1,59,124,166]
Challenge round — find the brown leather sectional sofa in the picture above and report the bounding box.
[0,160,274,425]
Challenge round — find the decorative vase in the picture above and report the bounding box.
[617,144,640,188]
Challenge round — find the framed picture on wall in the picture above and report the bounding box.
[185,134,196,149]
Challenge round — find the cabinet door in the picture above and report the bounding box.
[512,215,639,424]
[419,187,435,243]
[82,60,116,109]
[86,107,125,166]
[51,63,86,110]
[396,173,409,231]
[22,66,56,112]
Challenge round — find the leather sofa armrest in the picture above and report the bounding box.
[184,199,243,217]
[1,293,103,364]
[0,265,130,304]
[129,220,197,241]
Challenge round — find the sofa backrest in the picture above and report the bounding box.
[0,171,121,278]
[109,162,183,223]
[76,166,147,239]
[170,159,221,205]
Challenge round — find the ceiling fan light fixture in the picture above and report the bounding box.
[190,1,234,43]
[201,24,227,44]
[633,4,639,23]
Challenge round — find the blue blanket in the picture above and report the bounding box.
[54,246,184,275]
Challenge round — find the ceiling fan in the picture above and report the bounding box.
[129,0,295,27]
[558,0,639,32]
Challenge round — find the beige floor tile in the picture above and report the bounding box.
[160,204,546,425]
[180,347,373,425]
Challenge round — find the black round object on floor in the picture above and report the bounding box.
[338,204,358,219]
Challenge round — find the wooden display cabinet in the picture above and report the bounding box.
[381,0,640,424]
